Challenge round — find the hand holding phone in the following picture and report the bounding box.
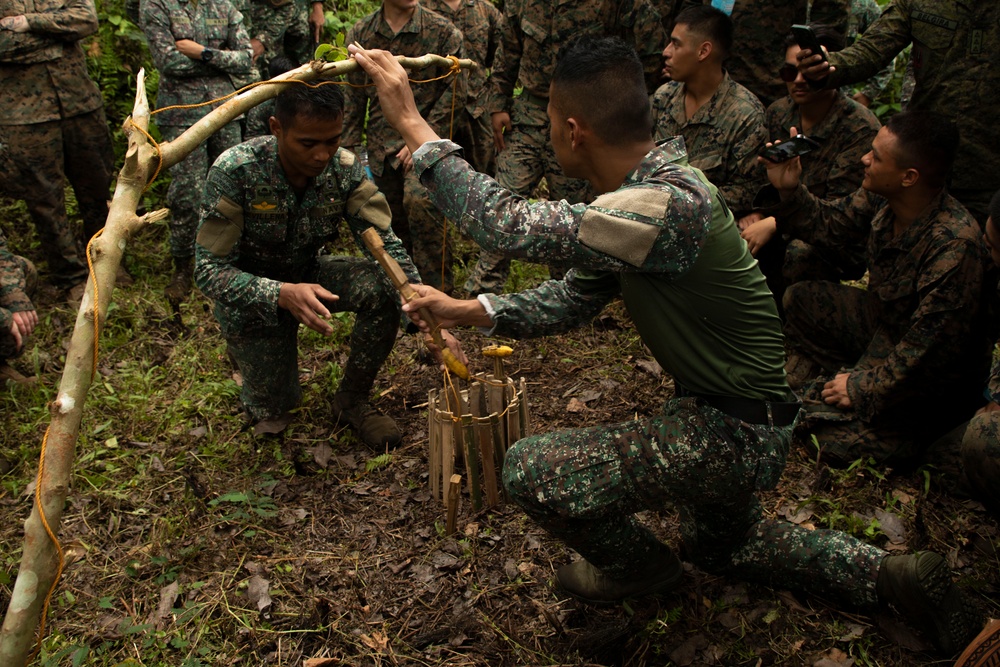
[791,24,827,64]
[758,134,821,163]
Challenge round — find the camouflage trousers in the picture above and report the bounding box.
[0,109,113,288]
[465,97,592,295]
[161,123,242,260]
[248,0,311,77]
[221,255,400,421]
[451,109,496,177]
[503,397,883,607]
[374,158,453,292]
[925,410,1000,515]
[0,255,37,362]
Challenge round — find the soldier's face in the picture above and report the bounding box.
[271,113,344,183]
[861,127,907,196]
[784,46,817,105]
[983,217,1000,268]
[663,24,701,82]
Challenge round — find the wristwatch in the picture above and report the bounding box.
[201,48,214,63]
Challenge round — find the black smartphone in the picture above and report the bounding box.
[759,135,821,162]
[791,24,827,64]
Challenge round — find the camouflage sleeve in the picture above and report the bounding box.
[487,0,520,114]
[483,269,622,339]
[850,0,892,101]
[824,0,913,90]
[413,140,712,275]
[989,344,1000,402]
[424,25,465,137]
[141,0,203,78]
[0,31,59,61]
[847,234,984,421]
[208,4,253,76]
[716,109,767,213]
[810,0,850,34]
[194,166,283,327]
[484,0,502,69]
[342,22,366,153]
[0,244,31,315]
[22,0,98,40]
[761,183,877,251]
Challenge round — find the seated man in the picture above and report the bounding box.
[350,37,982,656]
[651,5,766,216]
[194,83,422,448]
[740,25,881,303]
[760,111,988,466]
[0,228,38,384]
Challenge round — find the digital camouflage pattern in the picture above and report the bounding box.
[344,4,463,292]
[243,97,274,139]
[0,0,113,287]
[679,0,850,106]
[847,0,892,103]
[0,229,36,361]
[651,72,767,214]
[414,137,887,607]
[822,0,1000,222]
[194,137,420,420]
[774,186,988,463]
[245,0,310,75]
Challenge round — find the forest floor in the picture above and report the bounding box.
[0,193,998,667]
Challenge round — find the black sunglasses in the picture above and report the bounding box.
[779,64,800,82]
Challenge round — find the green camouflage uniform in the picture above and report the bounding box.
[766,184,988,464]
[194,137,420,421]
[0,229,36,361]
[244,98,274,139]
[763,91,880,290]
[245,0,312,76]
[141,0,253,261]
[421,0,502,175]
[467,0,666,295]
[0,0,114,288]
[411,135,890,608]
[821,0,1000,223]
[651,72,767,215]
[847,0,892,103]
[344,5,463,292]
[679,0,850,107]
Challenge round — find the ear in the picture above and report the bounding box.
[901,167,920,188]
[567,116,584,149]
[697,40,713,62]
[269,116,282,138]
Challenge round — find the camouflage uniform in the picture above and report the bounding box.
[411,136,889,608]
[244,98,274,139]
[679,0,850,107]
[141,0,253,261]
[421,0,502,175]
[245,0,313,75]
[820,0,1000,223]
[344,5,463,293]
[194,136,420,421]
[467,0,666,295]
[651,72,767,214]
[0,0,114,288]
[763,91,880,289]
[767,185,988,464]
[847,0,892,103]
[0,229,36,362]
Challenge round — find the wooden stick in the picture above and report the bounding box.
[445,474,462,534]
[428,389,440,501]
[472,383,500,506]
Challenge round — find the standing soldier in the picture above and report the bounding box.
[246,0,323,76]
[465,0,665,296]
[0,0,115,292]
[344,0,463,293]
[0,228,37,384]
[140,0,254,306]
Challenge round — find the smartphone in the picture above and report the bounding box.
[791,24,827,64]
[759,135,821,163]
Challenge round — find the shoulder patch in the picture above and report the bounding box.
[578,188,667,267]
[339,150,356,168]
[346,178,391,230]
[197,195,245,257]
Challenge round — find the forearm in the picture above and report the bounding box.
[23,0,98,39]
[484,270,617,339]
[194,245,283,324]
[826,1,911,89]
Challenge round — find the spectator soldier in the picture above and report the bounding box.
[0,228,37,384]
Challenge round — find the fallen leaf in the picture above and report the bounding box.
[813,646,854,667]
[309,443,333,468]
[430,551,460,570]
[148,581,179,630]
[188,425,207,439]
[636,358,662,376]
[360,631,389,652]
[150,456,165,473]
[669,633,708,666]
[566,398,587,413]
[874,508,906,544]
[246,574,272,612]
[577,390,602,403]
[836,623,867,642]
[303,659,339,667]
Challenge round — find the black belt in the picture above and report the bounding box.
[675,385,801,427]
[517,90,548,108]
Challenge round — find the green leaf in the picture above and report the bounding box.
[314,43,334,61]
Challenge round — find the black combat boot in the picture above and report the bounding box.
[332,392,402,451]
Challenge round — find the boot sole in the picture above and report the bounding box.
[900,553,982,656]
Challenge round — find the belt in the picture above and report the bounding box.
[675,385,800,427]
[517,90,549,108]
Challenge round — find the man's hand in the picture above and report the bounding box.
[0,15,29,32]
[821,373,852,409]
[737,211,764,232]
[396,145,413,173]
[741,216,777,257]
[402,283,493,330]
[795,46,835,82]
[421,328,470,371]
[348,45,440,153]
[759,127,803,197]
[175,39,206,60]
[12,310,37,343]
[8,319,22,351]
[491,111,511,152]
[277,283,339,334]
[309,2,325,43]
[251,37,265,62]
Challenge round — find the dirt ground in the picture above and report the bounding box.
[1,200,998,667]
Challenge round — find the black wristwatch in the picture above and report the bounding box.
[200,48,214,63]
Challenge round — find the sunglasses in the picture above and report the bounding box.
[779,64,800,82]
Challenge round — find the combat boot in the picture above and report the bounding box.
[555,549,684,605]
[164,256,193,304]
[876,551,983,655]
[332,393,402,451]
[784,351,820,391]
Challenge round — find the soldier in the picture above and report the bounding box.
[846,0,891,108]
[0,0,114,291]
[140,0,254,305]
[759,111,988,466]
[344,0,463,293]
[651,6,766,216]
[351,38,983,656]
[465,0,665,296]
[421,0,502,175]
[0,228,37,384]
[679,0,849,107]
[246,0,323,76]
[194,83,438,446]
[796,0,1000,224]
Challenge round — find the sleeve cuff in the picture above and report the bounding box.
[476,293,499,336]
[412,139,463,177]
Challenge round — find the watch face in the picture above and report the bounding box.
[202,49,213,61]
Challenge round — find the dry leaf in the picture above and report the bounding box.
[874,508,906,544]
[303,658,339,666]
[635,358,662,376]
[309,443,333,468]
[566,398,587,413]
[148,581,179,630]
[246,574,272,612]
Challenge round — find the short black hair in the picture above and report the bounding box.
[989,190,1000,225]
[884,110,959,188]
[550,36,651,144]
[783,24,845,53]
[674,6,733,60]
[273,82,345,129]
[267,54,299,79]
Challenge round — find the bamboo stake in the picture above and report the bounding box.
[445,474,462,534]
